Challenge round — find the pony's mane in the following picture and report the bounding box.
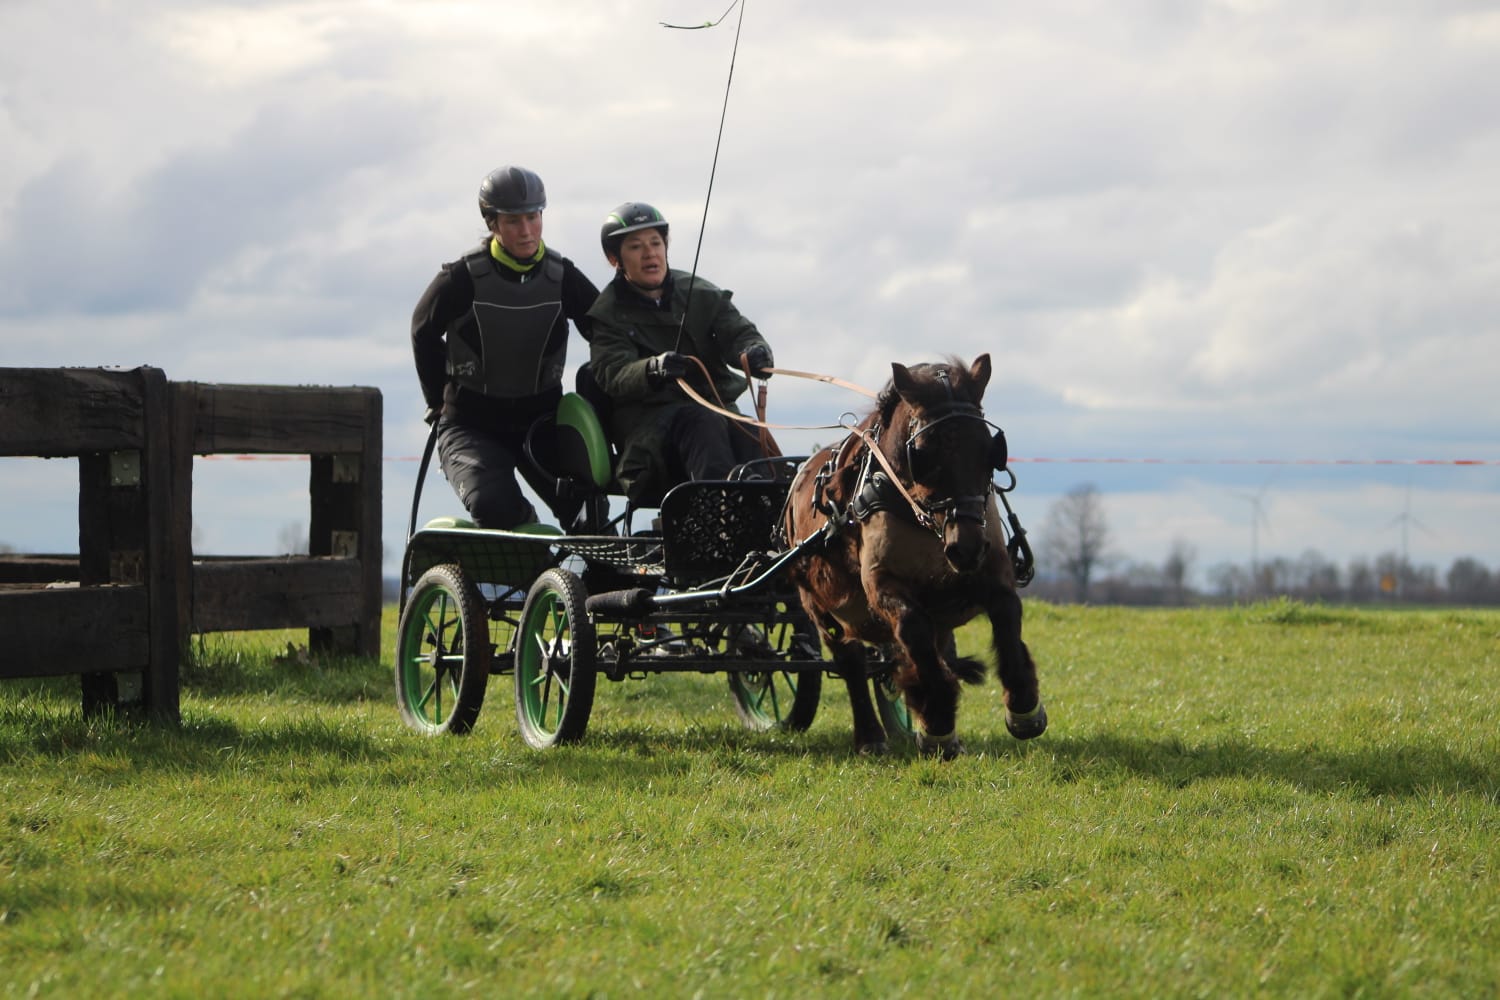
[874,356,974,423]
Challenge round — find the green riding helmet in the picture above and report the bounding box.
[478,166,547,220]
[600,202,669,259]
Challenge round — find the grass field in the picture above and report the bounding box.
[3,600,1498,998]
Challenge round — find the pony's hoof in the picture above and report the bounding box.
[915,731,964,760]
[857,741,890,756]
[1005,700,1048,740]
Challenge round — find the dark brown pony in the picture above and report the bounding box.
[783,354,1046,757]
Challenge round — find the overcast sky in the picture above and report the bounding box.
[3,1,1497,586]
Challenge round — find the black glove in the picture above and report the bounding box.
[645,351,690,388]
[744,345,774,379]
[423,405,440,426]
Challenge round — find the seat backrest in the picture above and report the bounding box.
[554,391,614,491]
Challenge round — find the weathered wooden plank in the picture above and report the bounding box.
[0,586,150,676]
[0,368,147,455]
[183,383,380,454]
[190,557,365,633]
[0,556,79,585]
[139,366,180,720]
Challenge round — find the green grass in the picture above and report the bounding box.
[3,601,1498,997]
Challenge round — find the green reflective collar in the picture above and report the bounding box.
[490,237,545,273]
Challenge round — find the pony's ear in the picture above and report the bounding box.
[969,354,992,399]
[890,362,919,400]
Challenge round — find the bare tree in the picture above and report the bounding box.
[1207,561,1250,600]
[1447,558,1495,604]
[1163,538,1197,604]
[1043,483,1111,602]
[277,521,309,556]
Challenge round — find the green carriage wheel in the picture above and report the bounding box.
[727,618,822,731]
[514,568,597,748]
[729,670,821,732]
[873,670,915,745]
[395,563,491,735]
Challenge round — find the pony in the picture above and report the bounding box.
[782,354,1046,758]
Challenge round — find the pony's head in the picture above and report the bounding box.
[881,353,998,573]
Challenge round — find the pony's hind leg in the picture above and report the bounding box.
[989,588,1047,740]
[814,614,889,755]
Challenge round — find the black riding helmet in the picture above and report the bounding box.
[600,202,669,260]
[478,166,547,220]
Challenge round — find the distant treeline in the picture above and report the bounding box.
[1029,551,1500,607]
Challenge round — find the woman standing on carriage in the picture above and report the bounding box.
[587,201,776,507]
[411,165,600,530]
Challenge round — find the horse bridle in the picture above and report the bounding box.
[899,402,998,534]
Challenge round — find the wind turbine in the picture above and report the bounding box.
[1384,481,1431,598]
[1234,481,1273,595]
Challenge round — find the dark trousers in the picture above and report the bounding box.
[671,405,756,481]
[618,404,764,505]
[437,419,561,528]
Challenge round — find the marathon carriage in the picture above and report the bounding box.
[395,356,1040,754]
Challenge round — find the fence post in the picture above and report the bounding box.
[308,388,382,657]
[75,367,180,721]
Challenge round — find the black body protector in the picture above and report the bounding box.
[446,250,567,398]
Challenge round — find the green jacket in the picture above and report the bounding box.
[587,270,771,502]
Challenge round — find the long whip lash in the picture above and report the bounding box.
[663,0,746,352]
[660,0,741,30]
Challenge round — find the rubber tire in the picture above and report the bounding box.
[395,563,491,735]
[514,568,597,748]
[727,618,822,731]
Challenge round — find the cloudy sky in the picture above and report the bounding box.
[3,0,1497,587]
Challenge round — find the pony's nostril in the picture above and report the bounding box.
[945,539,983,570]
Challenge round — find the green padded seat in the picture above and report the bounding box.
[556,391,614,490]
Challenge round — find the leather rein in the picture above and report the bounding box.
[672,358,1035,582]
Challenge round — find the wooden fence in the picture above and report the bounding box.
[0,367,383,722]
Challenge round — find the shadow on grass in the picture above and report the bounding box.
[960,729,1498,801]
[0,686,393,775]
[180,648,389,703]
[6,674,1493,802]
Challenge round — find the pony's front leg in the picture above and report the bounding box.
[884,603,963,759]
[989,587,1047,740]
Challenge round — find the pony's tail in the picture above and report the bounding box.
[949,656,987,685]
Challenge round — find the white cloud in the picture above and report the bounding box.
[2,1,1499,579]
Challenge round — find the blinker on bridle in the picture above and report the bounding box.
[902,400,1009,534]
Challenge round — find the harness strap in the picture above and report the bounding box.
[739,353,782,458]
[849,425,939,533]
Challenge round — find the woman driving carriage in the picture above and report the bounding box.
[410,165,600,530]
[587,202,775,506]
